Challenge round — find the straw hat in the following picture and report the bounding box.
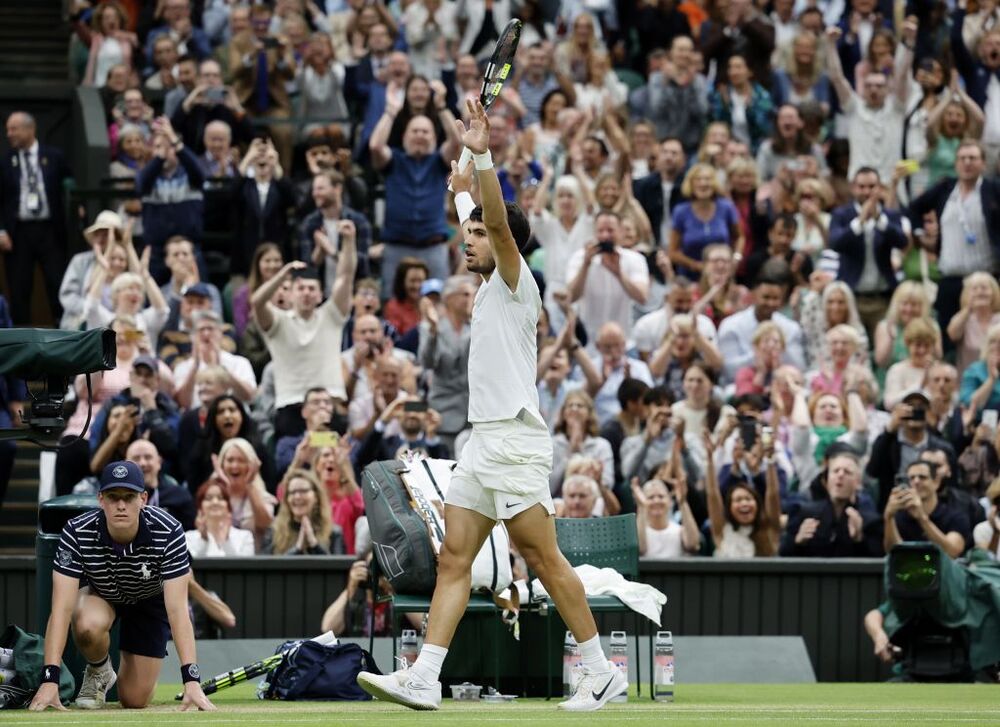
[83,210,123,242]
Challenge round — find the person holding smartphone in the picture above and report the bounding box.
[353,395,450,472]
[883,459,971,558]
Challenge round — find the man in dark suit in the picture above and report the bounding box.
[632,137,687,247]
[234,138,296,275]
[829,166,907,339]
[781,451,883,557]
[0,112,72,325]
[908,140,1000,353]
[0,294,26,509]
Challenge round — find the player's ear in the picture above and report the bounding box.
[139,491,149,506]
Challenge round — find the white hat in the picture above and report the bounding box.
[83,210,123,241]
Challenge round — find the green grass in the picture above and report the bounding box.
[7,683,1000,726]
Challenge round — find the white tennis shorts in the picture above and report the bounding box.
[446,412,554,521]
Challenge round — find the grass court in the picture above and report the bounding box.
[5,682,1000,726]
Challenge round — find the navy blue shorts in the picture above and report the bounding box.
[114,595,171,659]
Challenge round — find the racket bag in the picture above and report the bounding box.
[0,625,76,709]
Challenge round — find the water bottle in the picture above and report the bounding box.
[562,631,580,697]
[400,629,419,668]
[609,631,628,703]
[653,631,674,702]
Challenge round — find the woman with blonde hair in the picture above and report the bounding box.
[789,382,868,491]
[698,243,752,326]
[726,156,768,276]
[80,0,136,87]
[947,272,1000,375]
[734,321,785,396]
[263,469,344,555]
[669,163,743,280]
[310,442,365,554]
[874,281,941,388]
[960,323,1000,414]
[550,390,614,496]
[808,324,877,398]
[209,437,277,547]
[884,318,941,409]
[791,178,832,262]
[799,281,870,370]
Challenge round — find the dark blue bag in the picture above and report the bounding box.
[263,642,380,701]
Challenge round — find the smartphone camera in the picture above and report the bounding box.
[739,415,758,449]
[403,401,429,413]
[895,473,910,490]
[597,240,615,254]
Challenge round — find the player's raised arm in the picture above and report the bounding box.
[456,99,522,291]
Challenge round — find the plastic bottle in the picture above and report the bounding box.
[562,631,581,697]
[608,631,628,702]
[400,629,419,667]
[653,631,674,702]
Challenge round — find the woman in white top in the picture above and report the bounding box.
[947,272,1000,376]
[573,51,627,118]
[799,281,870,371]
[631,461,700,558]
[210,437,277,550]
[791,178,832,264]
[298,33,348,133]
[884,317,940,410]
[82,235,169,343]
[530,170,593,328]
[186,480,256,557]
[82,1,136,87]
[402,0,458,79]
[704,429,781,558]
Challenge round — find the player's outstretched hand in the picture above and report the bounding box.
[28,682,66,711]
[180,682,217,711]
[455,99,490,155]
[450,159,475,194]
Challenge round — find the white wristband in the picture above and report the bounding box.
[473,150,493,171]
[455,191,476,225]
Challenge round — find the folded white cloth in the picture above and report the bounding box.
[525,564,667,626]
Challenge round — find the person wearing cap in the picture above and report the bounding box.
[253,229,357,439]
[90,356,181,478]
[866,388,957,515]
[0,111,73,325]
[781,449,884,557]
[172,309,257,409]
[157,282,238,369]
[127,439,196,531]
[28,461,214,712]
[58,209,124,330]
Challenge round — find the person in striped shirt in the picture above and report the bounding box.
[29,461,215,712]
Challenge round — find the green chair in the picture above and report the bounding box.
[540,514,658,699]
[614,68,646,94]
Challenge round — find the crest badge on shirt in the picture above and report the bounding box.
[56,548,72,568]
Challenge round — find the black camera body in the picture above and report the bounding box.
[0,328,116,443]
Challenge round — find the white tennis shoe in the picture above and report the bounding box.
[557,660,628,711]
[75,660,117,709]
[357,668,441,710]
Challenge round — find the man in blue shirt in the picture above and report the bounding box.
[29,461,214,712]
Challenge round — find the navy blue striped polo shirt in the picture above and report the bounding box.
[53,506,190,604]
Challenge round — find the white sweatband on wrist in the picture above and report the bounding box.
[455,191,476,225]
[473,150,493,171]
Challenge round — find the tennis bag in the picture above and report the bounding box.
[362,458,514,596]
[262,641,379,701]
[0,625,76,709]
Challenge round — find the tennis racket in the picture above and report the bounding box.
[174,653,283,700]
[450,19,523,189]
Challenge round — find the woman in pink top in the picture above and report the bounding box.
[947,272,1000,376]
[312,443,364,555]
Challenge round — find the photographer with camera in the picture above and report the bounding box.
[867,389,958,515]
[883,459,971,558]
[170,59,254,154]
[565,211,650,344]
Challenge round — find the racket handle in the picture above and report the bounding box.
[447,147,474,192]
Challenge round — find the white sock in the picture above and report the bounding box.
[577,634,607,674]
[409,644,447,684]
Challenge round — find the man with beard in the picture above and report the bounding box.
[300,169,371,289]
[354,395,450,471]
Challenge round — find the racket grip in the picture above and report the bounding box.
[447,147,474,192]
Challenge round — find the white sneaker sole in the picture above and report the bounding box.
[356,671,440,711]
[75,670,117,710]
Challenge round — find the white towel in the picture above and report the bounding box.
[525,564,667,626]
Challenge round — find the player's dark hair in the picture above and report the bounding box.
[469,202,532,251]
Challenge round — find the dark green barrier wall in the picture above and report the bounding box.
[0,556,887,682]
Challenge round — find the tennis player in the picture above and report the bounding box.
[357,99,627,711]
[28,461,214,711]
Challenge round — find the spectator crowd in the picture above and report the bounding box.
[2,0,1000,571]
